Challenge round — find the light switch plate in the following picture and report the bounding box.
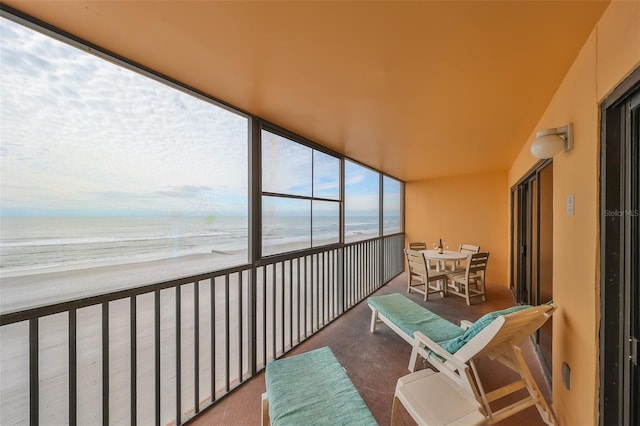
[567,194,575,216]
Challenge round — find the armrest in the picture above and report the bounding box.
[413,331,468,372]
[544,300,557,316]
[460,320,473,330]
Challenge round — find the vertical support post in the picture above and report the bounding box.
[248,117,260,376]
[29,318,38,426]
[288,260,292,350]
[194,282,199,414]
[130,297,137,425]
[102,302,109,426]
[280,262,285,353]
[69,309,77,426]
[210,278,216,403]
[176,285,181,425]
[155,290,161,426]
[238,272,243,384]
[224,275,230,392]
[262,268,267,367]
[379,173,385,288]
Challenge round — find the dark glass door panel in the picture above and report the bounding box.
[538,163,554,373]
[600,73,639,426]
[511,160,553,378]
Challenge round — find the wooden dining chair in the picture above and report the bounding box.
[408,242,434,268]
[408,241,427,250]
[404,249,448,300]
[453,243,481,273]
[447,252,489,305]
[459,243,480,254]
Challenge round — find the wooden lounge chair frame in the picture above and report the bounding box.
[408,303,558,425]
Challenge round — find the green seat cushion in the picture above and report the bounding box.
[439,304,532,354]
[265,346,377,426]
[368,293,464,343]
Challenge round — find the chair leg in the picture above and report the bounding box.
[390,395,400,426]
[512,346,558,425]
[261,393,270,426]
[370,309,378,333]
[408,340,420,372]
[464,283,471,305]
[424,280,429,301]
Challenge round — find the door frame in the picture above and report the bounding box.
[510,158,552,304]
[510,158,553,378]
[599,66,640,426]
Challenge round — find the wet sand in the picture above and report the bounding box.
[0,251,247,313]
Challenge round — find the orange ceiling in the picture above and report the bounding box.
[3,0,610,181]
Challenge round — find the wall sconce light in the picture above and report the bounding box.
[530,123,573,159]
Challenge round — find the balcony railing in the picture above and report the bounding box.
[0,233,404,426]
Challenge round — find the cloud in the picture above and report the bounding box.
[0,17,248,216]
[0,17,400,220]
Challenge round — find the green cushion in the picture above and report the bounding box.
[439,305,532,354]
[368,293,464,343]
[265,346,377,426]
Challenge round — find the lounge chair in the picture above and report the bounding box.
[368,293,557,425]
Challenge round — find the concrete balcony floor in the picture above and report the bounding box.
[190,273,553,426]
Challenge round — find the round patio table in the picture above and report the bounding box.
[420,249,468,271]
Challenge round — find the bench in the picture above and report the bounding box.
[261,346,378,426]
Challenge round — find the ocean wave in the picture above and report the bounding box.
[0,230,239,247]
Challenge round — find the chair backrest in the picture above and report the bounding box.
[459,243,480,253]
[404,249,428,277]
[408,241,427,250]
[454,303,556,363]
[464,252,489,276]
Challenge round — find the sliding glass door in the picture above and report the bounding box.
[510,159,554,376]
[600,70,639,426]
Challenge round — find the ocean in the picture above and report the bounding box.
[0,215,399,277]
[0,216,249,276]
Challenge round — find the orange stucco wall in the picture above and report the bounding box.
[405,171,508,285]
[507,1,640,425]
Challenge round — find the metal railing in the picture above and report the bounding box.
[0,233,404,426]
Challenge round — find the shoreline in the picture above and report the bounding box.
[0,251,247,313]
[0,236,367,313]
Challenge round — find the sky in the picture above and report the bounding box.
[0,16,399,218]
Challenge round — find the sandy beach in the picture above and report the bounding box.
[0,251,250,425]
[0,246,341,425]
[0,250,248,313]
